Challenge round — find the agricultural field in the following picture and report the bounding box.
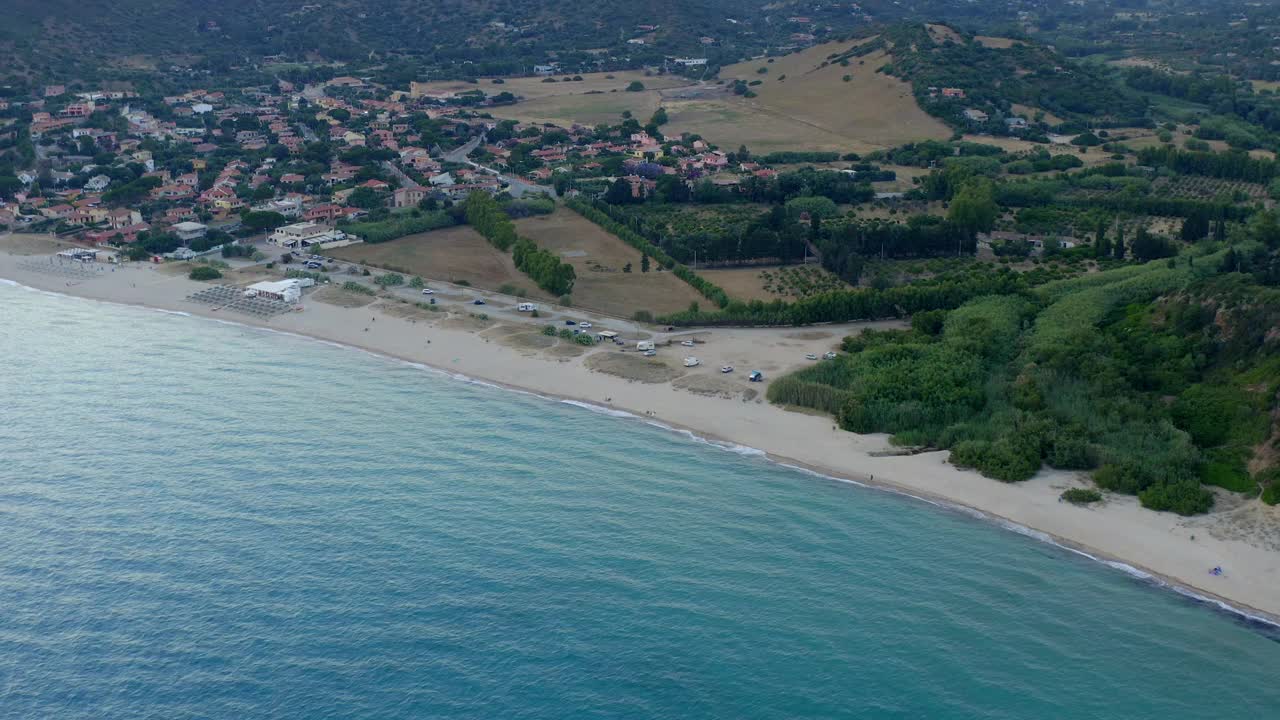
[328,226,552,299]
[661,39,951,154]
[699,265,850,301]
[490,91,664,128]
[512,207,704,317]
[412,70,690,102]
[1151,176,1270,202]
[617,203,769,239]
[1010,103,1064,125]
[974,36,1022,49]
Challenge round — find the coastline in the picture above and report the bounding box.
[3,249,1278,629]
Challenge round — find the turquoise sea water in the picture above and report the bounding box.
[1,282,1277,719]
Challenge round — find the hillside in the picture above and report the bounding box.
[879,23,1150,130]
[0,0,867,82]
[687,38,951,153]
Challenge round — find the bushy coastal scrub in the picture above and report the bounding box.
[342,281,376,296]
[342,211,456,244]
[766,220,1280,515]
[188,266,222,281]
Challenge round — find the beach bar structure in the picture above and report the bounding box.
[244,278,308,304]
[269,222,360,251]
[56,248,99,262]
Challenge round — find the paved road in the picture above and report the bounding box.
[441,136,482,164]
[381,160,416,189]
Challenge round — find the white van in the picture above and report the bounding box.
[517,302,537,312]
[636,340,655,351]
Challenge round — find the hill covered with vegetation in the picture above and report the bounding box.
[0,0,868,82]
[767,215,1280,514]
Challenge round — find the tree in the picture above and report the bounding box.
[242,211,287,232]
[1113,226,1126,260]
[641,253,650,273]
[650,107,668,126]
[604,177,636,205]
[947,180,998,240]
[1180,210,1210,242]
[1094,220,1111,258]
[623,262,632,273]
[626,81,645,92]
[1130,227,1176,262]
[347,186,385,210]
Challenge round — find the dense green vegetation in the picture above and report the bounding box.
[882,24,1148,130]
[188,266,222,281]
[465,192,574,296]
[765,215,1280,515]
[341,211,456,244]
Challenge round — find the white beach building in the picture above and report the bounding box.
[269,222,360,250]
[244,278,311,303]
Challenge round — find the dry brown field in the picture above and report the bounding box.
[513,208,704,317]
[490,91,665,128]
[329,226,552,299]
[658,39,950,154]
[414,70,689,102]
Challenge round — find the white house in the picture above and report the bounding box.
[172,221,209,242]
[85,175,112,192]
[191,103,214,114]
[428,172,455,187]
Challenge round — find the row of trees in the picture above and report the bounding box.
[463,192,575,296]
[512,238,575,296]
[565,198,730,308]
[657,266,1028,326]
[1136,146,1278,184]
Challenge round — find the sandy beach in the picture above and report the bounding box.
[3,237,1278,626]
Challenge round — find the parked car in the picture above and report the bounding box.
[473,299,486,305]
[720,366,734,374]
[805,353,818,360]
[748,371,764,382]
[680,340,695,347]
[824,351,837,359]
[422,288,435,295]
[578,322,592,328]
[565,320,576,325]
[643,349,657,357]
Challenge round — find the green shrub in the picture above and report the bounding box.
[188,266,222,281]
[542,325,557,336]
[342,281,376,296]
[374,273,404,287]
[1139,479,1214,515]
[632,310,654,323]
[1061,488,1103,504]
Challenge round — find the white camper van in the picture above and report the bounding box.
[636,340,655,351]
[517,302,538,312]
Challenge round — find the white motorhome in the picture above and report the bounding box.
[636,340,655,351]
[517,302,538,312]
